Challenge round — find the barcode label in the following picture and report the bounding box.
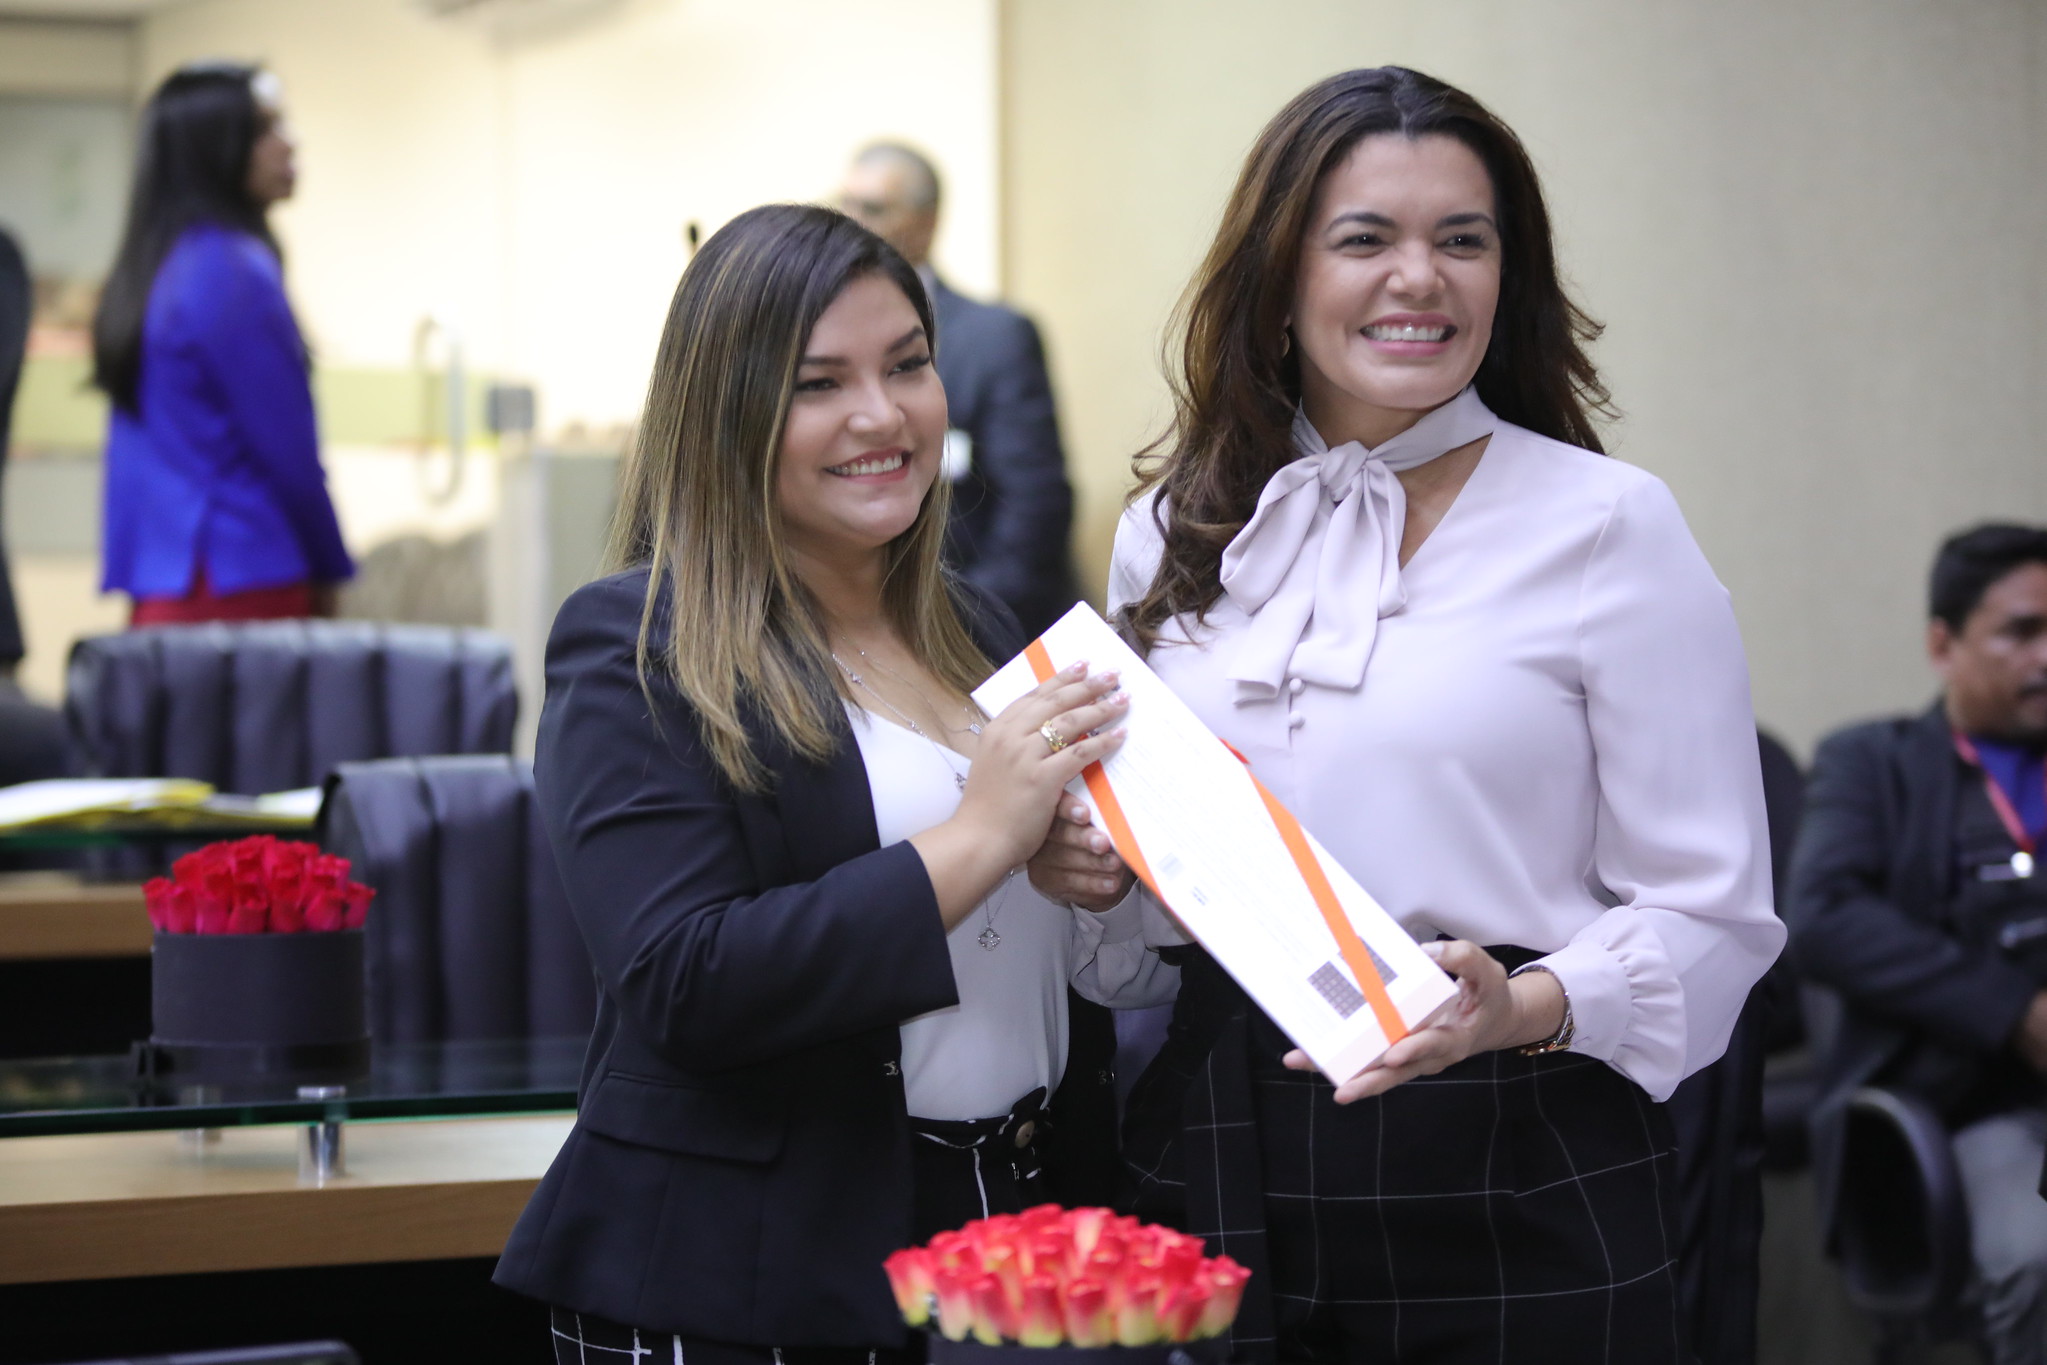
[1155,852,1210,904]
[1308,963,1363,1017]
[1308,945,1397,1019]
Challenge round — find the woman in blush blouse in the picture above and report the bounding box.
[1031,67,1782,1364]
[92,64,352,625]
[493,204,1174,1363]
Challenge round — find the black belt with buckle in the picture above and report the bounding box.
[909,1085,1051,1179]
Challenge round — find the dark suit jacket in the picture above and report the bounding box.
[494,568,1108,1346]
[1787,701,2039,1232]
[929,276,1078,638]
[0,228,28,663]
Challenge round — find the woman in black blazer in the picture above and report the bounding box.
[494,205,1173,1363]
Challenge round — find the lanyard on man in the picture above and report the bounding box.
[1953,729,2047,879]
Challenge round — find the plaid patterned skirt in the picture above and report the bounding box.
[1125,948,1682,1365]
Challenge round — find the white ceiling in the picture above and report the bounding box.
[0,0,181,19]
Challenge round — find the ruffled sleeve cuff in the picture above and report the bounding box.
[1071,880,1149,948]
[1069,882,1184,1008]
[1137,886,1194,949]
[1534,915,1688,1102]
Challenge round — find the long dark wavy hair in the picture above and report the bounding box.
[92,63,279,414]
[1125,65,1614,649]
[607,204,986,792]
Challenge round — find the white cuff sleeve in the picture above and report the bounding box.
[1069,883,1182,1008]
[1535,912,1686,1102]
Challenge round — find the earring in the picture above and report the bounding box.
[1280,328,1292,357]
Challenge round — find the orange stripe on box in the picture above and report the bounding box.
[1244,775,1408,1046]
[1024,635,1405,1048]
[1023,638,1159,896]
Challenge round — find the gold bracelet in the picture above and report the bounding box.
[1510,963,1575,1056]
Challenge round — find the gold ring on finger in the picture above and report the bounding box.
[1039,722,1069,754]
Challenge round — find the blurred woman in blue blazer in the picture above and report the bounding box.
[92,63,352,626]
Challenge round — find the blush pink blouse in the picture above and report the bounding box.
[1104,398,1783,1101]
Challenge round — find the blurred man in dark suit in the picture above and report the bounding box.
[840,143,1079,637]
[1794,523,2047,1365]
[0,228,64,788]
[0,229,32,679]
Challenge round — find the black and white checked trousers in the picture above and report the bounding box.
[1126,946,1683,1364]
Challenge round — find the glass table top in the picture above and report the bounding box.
[0,819,314,851]
[0,1035,584,1138]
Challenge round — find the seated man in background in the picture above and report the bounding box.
[840,141,1079,636]
[1794,523,2047,1365]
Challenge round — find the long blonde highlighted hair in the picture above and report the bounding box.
[608,203,988,792]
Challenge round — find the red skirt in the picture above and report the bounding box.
[130,570,317,627]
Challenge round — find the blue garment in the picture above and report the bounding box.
[1970,735,2047,844]
[100,224,353,597]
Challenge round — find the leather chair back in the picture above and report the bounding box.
[65,621,516,793]
[318,755,594,1043]
[1664,729,1806,1365]
[1835,1085,1973,1320]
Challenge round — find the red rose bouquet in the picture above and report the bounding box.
[885,1206,1249,1350]
[143,835,374,935]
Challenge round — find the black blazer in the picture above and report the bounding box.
[494,568,1100,1346]
[1787,701,2039,1230]
[930,276,1079,638]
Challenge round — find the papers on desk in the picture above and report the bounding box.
[973,605,1458,1083]
[0,779,323,832]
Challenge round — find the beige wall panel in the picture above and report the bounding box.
[1003,0,2047,754]
[138,0,999,429]
[493,0,1000,429]
[0,20,131,97]
[138,0,521,377]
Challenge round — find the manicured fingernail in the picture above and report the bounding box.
[1109,692,1130,707]
[1065,660,1088,676]
[1070,805,1087,820]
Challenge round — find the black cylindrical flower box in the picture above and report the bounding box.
[925,1339,1226,1364]
[142,929,371,1088]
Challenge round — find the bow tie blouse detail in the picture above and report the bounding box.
[1216,385,1499,703]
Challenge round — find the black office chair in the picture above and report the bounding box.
[1836,1087,1975,1336]
[1812,990,1987,1362]
[1663,728,1807,1365]
[65,620,517,795]
[317,754,594,1045]
[1754,731,1820,1174]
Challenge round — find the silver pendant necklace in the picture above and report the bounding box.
[846,645,985,738]
[830,652,971,791]
[831,651,1003,950]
